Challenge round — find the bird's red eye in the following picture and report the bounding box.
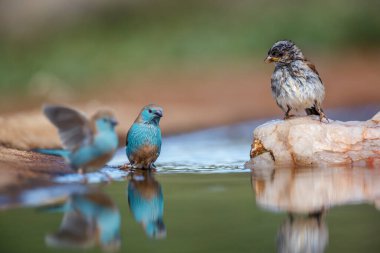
[148,109,152,113]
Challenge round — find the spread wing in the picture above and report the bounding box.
[43,105,94,151]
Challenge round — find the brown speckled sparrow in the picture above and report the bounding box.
[265,40,328,122]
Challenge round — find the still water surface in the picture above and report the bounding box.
[0,106,379,253]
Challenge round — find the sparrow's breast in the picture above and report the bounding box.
[271,63,325,110]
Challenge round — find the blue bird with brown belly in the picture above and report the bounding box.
[126,104,163,169]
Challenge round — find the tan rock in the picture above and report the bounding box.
[249,112,380,167]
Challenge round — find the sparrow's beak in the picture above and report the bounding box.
[110,119,118,127]
[264,56,279,63]
[154,110,163,118]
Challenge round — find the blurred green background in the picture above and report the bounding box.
[1,0,379,95]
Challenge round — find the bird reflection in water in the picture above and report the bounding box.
[277,211,328,253]
[127,170,166,239]
[251,166,380,253]
[44,189,121,252]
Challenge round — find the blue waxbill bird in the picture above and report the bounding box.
[126,104,163,169]
[127,171,166,239]
[36,105,119,173]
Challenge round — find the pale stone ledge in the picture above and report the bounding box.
[248,112,380,167]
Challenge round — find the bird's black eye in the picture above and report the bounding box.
[148,109,152,113]
[272,49,284,58]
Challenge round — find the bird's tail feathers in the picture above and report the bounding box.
[37,203,68,213]
[305,107,320,116]
[34,148,70,158]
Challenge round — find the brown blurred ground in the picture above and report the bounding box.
[1,53,379,149]
[0,53,379,188]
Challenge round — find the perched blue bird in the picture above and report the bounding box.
[126,104,163,169]
[36,105,119,173]
[45,190,121,251]
[127,171,166,239]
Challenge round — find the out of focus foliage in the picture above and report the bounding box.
[0,0,379,93]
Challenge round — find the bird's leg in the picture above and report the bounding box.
[284,105,294,120]
[78,169,89,184]
[288,213,294,224]
[315,104,329,123]
[148,163,157,172]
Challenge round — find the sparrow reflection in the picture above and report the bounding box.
[127,170,166,239]
[277,211,328,253]
[252,166,380,253]
[45,190,121,251]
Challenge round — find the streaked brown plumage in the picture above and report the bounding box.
[265,40,328,122]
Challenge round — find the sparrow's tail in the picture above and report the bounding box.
[305,106,321,116]
[34,148,70,159]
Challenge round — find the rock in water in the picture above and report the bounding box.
[248,112,380,167]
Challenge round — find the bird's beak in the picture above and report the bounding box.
[110,119,118,126]
[154,110,163,118]
[264,56,279,63]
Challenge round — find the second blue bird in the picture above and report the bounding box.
[126,104,163,169]
[37,105,119,173]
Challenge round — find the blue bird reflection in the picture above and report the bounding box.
[127,170,166,239]
[44,190,121,251]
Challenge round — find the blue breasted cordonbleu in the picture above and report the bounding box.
[127,170,166,239]
[126,104,163,169]
[36,105,119,173]
[45,190,121,251]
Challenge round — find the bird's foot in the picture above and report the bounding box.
[118,163,132,170]
[77,168,89,184]
[319,112,329,123]
[283,114,295,120]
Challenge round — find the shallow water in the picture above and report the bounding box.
[0,105,380,253]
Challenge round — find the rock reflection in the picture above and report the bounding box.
[127,170,166,239]
[252,166,380,253]
[252,167,380,213]
[45,189,121,251]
